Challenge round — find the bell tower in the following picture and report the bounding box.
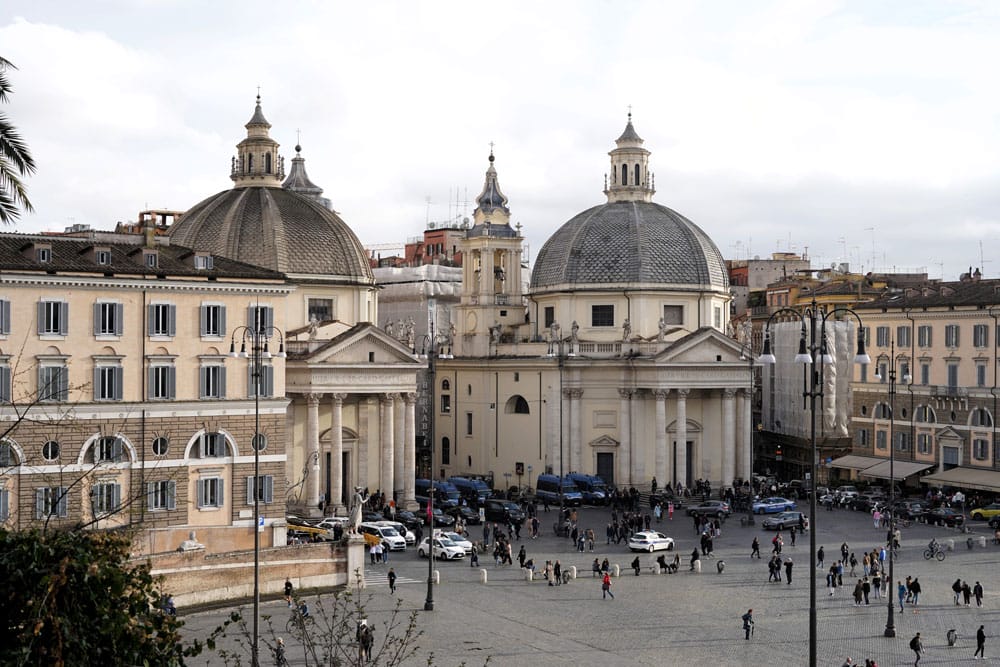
[231,95,285,188]
[604,111,654,203]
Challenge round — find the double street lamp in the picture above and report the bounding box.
[874,340,910,638]
[229,318,285,667]
[758,297,869,667]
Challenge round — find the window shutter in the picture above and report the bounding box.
[37,301,45,335]
[0,489,8,521]
[218,478,225,505]
[264,307,274,331]
[219,306,227,336]
[112,484,121,511]
[37,366,45,401]
[264,365,274,397]
[199,367,207,399]
[59,303,69,336]
[147,367,155,399]
[57,487,68,517]
[247,305,256,330]
[112,438,122,462]
[167,366,176,399]
[93,303,101,336]
[197,479,205,508]
[167,305,176,337]
[93,366,101,400]
[199,306,208,336]
[35,488,45,519]
[114,303,124,336]
[58,367,69,401]
[0,299,10,334]
[219,366,227,399]
[198,433,206,459]
[264,476,274,503]
[114,367,123,400]
[247,476,255,505]
[166,481,176,510]
[0,366,10,403]
[146,481,155,508]
[147,304,155,336]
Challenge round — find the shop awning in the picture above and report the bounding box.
[920,467,1000,493]
[829,455,885,471]
[859,460,933,481]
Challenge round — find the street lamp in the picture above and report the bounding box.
[229,314,285,667]
[874,339,910,637]
[758,297,869,667]
[740,322,757,526]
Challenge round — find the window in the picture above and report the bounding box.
[896,432,910,451]
[514,372,520,382]
[947,363,959,389]
[876,430,887,450]
[93,302,124,336]
[42,440,60,461]
[251,433,268,452]
[918,325,932,348]
[971,408,993,428]
[0,298,10,335]
[96,249,111,266]
[977,363,987,388]
[91,481,121,515]
[591,305,614,327]
[265,152,272,174]
[200,364,227,399]
[621,164,628,186]
[200,304,226,337]
[896,326,911,348]
[662,305,683,325]
[196,477,224,508]
[94,364,124,401]
[945,324,960,348]
[144,250,158,268]
[862,327,871,347]
[505,395,530,414]
[441,437,450,465]
[35,487,68,519]
[465,412,473,436]
[147,304,176,337]
[915,406,936,423]
[920,363,930,386]
[246,475,274,504]
[875,403,892,419]
[148,365,176,400]
[37,300,69,336]
[0,439,12,466]
[440,394,451,414]
[974,324,989,348]
[246,364,274,397]
[857,429,869,447]
[544,306,555,329]
[917,433,932,454]
[200,432,227,458]
[307,298,333,322]
[194,254,214,270]
[441,379,450,391]
[713,306,722,329]
[900,362,910,382]
[0,364,10,404]
[36,247,51,263]
[878,362,888,384]
[0,487,8,522]
[96,436,124,463]
[147,480,176,510]
[151,437,169,456]
[973,438,990,460]
[876,326,890,347]
[247,305,274,333]
[38,365,68,402]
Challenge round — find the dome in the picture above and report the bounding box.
[530,200,728,292]
[169,186,374,282]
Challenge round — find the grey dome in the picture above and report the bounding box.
[530,201,728,292]
[169,187,374,283]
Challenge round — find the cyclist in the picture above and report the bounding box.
[928,537,939,553]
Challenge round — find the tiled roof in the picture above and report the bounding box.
[857,279,1000,310]
[530,201,728,291]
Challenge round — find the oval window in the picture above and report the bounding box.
[42,440,60,461]
[152,437,169,456]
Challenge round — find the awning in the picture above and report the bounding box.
[830,455,885,471]
[859,460,933,481]
[920,467,1000,493]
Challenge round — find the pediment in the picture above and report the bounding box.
[299,324,423,366]
[653,327,744,364]
[935,425,964,441]
[589,435,620,448]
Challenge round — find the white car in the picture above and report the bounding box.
[627,530,675,553]
[377,520,415,546]
[436,530,473,553]
[417,536,465,560]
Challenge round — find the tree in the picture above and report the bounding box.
[0,528,211,666]
[0,56,35,224]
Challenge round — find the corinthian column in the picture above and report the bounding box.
[394,396,405,501]
[741,387,752,482]
[380,394,396,503]
[403,392,417,509]
[618,389,632,486]
[305,393,322,515]
[653,389,669,486]
[569,388,584,473]
[330,393,347,512]
[675,389,689,490]
[722,388,736,488]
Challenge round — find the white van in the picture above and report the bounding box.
[359,522,407,551]
[375,520,415,546]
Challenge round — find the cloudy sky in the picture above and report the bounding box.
[2,0,999,281]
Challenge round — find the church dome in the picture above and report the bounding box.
[530,117,728,293]
[169,97,373,283]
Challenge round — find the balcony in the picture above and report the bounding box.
[931,385,967,398]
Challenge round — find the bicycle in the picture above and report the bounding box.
[923,545,946,561]
[286,606,314,636]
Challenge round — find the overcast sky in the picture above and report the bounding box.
[2,1,999,281]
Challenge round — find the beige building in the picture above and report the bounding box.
[844,273,1000,492]
[432,120,751,490]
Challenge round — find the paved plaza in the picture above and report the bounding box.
[183,504,1000,666]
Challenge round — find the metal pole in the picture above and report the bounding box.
[746,343,755,526]
[884,341,897,637]
[808,311,818,667]
[425,324,435,612]
[252,326,261,667]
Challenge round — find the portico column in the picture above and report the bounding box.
[330,393,346,512]
[547,384,560,473]
[675,389,689,490]
[394,396,405,501]
[560,388,571,474]
[379,394,396,503]
[738,388,751,481]
[403,392,417,509]
[722,388,736,488]
[305,393,322,514]
[653,389,669,486]
[618,389,632,486]
[569,389,584,473]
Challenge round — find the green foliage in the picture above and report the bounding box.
[0,56,36,224]
[0,528,203,667]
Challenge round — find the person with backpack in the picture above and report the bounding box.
[601,571,614,599]
[910,632,923,665]
[742,609,754,640]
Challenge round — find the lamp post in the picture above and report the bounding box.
[229,314,285,667]
[875,339,909,637]
[740,322,757,526]
[758,297,869,667]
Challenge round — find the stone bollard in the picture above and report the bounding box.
[612,564,620,577]
[979,536,987,548]
[433,570,440,584]
[480,569,489,584]
[946,539,955,551]
[568,565,577,580]
[967,537,975,550]
[523,568,532,582]
[694,560,702,573]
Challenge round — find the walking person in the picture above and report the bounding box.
[897,580,907,613]
[284,578,294,608]
[601,571,614,599]
[910,632,923,666]
[974,581,984,607]
[751,536,761,559]
[974,625,985,660]
[784,556,793,584]
[963,581,972,606]
[470,543,479,567]
[742,609,754,640]
[911,577,922,609]
[554,560,563,586]
[387,567,397,594]
[789,526,796,547]
[953,578,963,606]
[817,545,825,569]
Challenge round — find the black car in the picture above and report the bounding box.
[927,507,965,527]
[445,505,482,525]
[649,491,685,509]
[685,500,731,518]
[892,500,929,522]
[483,498,526,526]
[395,509,425,531]
[416,499,457,527]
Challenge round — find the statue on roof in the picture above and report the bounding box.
[570,321,579,344]
[622,318,632,342]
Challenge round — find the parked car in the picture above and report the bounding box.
[761,511,808,531]
[445,505,482,525]
[892,500,930,522]
[627,530,675,552]
[395,509,425,531]
[833,485,859,501]
[417,536,465,560]
[483,498,526,526]
[970,502,1000,520]
[685,500,731,518]
[416,499,457,527]
[752,497,797,514]
[849,493,883,512]
[927,507,965,527]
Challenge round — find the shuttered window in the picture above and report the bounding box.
[246,475,274,504]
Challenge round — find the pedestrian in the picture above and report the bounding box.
[897,580,907,613]
[690,547,700,571]
[592,558,601,577]
[963,581,972,606]
[631,555,641,576]
[751,536,761,558]
[909,632,923,666]
[388,567,397,594]
[837,560,844,586]
[853,579,863,606]
[284,578,294,608]
[668,501,675,520]
[275,637,287,666]
[470,543,479,567]
[817,545,825,569]
[849,552,858,576]
[518,545,527,568]
[841,541,849,563]
[953,578,963,606]
[554,560,562,586]
[784,556,793,584]
[974,581,984,607]
[974,624,985,660]
[742,609,754,640]
[601,557,610,574]
[911,577,922,608]
[872,572,881,599]
[862,576,871,605]
[790,527,797,547]
[602,571,614,599]
[483,522,491,547]
[360,623,374,663]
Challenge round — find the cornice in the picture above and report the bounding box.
[0,273,293,295]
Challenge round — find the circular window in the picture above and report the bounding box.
[42,440,60,461]
[152,437,169,456]
[252,433,268,452]
[860,405,868,416]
